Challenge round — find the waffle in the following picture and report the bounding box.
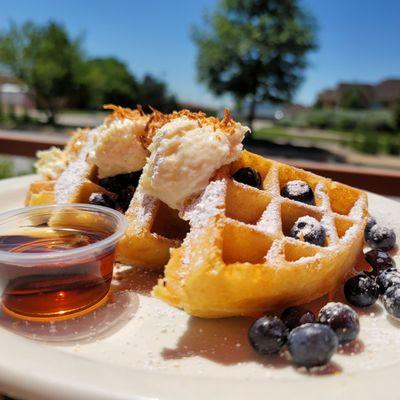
[26,129,104,207]
[26,128,90,206]
[116,186,189,268]
[25,107,190,268]
[152,150,368,318]
[25,180,56,206]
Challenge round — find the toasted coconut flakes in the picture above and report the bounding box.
[103,104,146,122]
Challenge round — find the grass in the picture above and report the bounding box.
[0,159,13,179]
[60,109,106,115]
[254,126,346,144]
[0,157,35,180]
[253,126,293,140]
[254,125,400,155]
[278,108,399,134]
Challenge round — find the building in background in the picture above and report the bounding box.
[317,79,400,109]
[0,75,34,112]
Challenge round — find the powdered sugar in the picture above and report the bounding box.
[284,180,310,196]
[315,182,330,211]
[131,189,158,234]
[349,195,368,220]
[175,158,367,276]
[256,198,282,236]
[182,179,226,229]
[55,129,97,203]
[179,179,227,277]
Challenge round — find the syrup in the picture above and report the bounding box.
[0,228,114,319]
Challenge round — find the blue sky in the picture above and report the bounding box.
[1,0,400,107]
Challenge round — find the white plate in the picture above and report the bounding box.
[0,175,399,400]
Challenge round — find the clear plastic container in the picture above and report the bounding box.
[0,203,127,320]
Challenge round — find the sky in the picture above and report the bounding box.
[1,0,400,107]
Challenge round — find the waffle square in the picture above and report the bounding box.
[116,186,189,268]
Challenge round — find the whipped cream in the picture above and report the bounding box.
[141,116,248,210]
[35,147,68,180]
[89,116,149,178]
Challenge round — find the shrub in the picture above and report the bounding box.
[283,108,395,133]
[333,114,358,131]
[306,110,335,129]
[6,104,17,121]
[355,116,393,133]
[18,108,32,124]
[0,158,14,180]
[387,137,400,155]
[392,99,400,131]
[359,132,380,154]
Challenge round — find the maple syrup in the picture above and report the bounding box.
[0,228,115,320]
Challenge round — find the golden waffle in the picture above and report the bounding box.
[153,150,368,318]
[26,129,105,206]
[25,107,190,268]
[116,186,189,269]
[26,128,90,206]
[25,180,56,206]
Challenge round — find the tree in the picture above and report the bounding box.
[0,21,85,124]
[83,57,139,109]
[339,87,370,110]
[193,0,317,133]
[137,74,178,113]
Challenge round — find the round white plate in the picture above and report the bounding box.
[0,175,399,400]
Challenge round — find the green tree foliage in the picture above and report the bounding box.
[83,57,139,109]
[137,74,178,113]
[82,64,178,112]
[0,21,179,119]
[339,88,370,110]
[193,0,317,132]
[392,98,400,131]
[0,21,85,124]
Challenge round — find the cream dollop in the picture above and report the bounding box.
[141,116,248,210]
[89,117,149,178]
[35,147,68,180]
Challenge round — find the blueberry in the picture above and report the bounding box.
[366,225,396,251]
[287,323,338,368]
[364,216,377,241]
[383,285,400,319]
[248,316,288,355]
[289,216,326,246]
[99,170,142,193]
[376,269,400,295]
[344,274,379,307]
[232,167,262,189]
[88,192,116,209]
[318,302,359,344]
[281,306,316,330]
[125,170,143,187]
[281,180,315,205]
[365,249,395,275]
[99,176,123,193]
[116,187,134,212]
